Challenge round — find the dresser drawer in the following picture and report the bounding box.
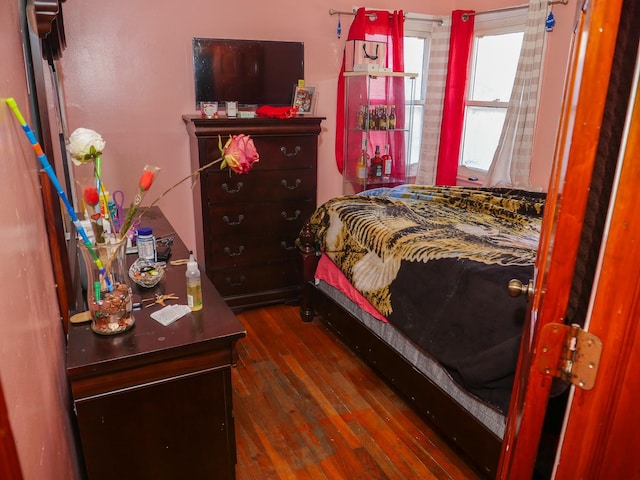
[202,135,317,171]
[208,231,300,268]
[209,261,302,297]
[206,170,315,204]
[205,200,314,239]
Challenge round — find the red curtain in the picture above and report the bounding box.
[435,10,475,186]
[336,9,405,174]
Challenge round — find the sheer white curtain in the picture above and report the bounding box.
[484,0,549,189]
[415,19,451,185]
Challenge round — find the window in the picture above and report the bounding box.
[459,14,525,179]
[403,36,427,176]
[404,15,438,177]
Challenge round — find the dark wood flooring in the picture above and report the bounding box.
[232,304,481,479]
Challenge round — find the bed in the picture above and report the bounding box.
[297,184,545,477]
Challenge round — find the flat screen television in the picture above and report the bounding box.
[192,38,305,109]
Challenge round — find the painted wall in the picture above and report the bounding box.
[59,0,575,257]
[0,1,82,478]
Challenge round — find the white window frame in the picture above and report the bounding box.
[457,10,527,185]
[403,15,440,177]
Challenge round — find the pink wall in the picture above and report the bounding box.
[0,1,82,478]
[60,0,576,256]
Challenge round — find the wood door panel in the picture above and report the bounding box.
[552,62,640,479]
[498,0,626,478]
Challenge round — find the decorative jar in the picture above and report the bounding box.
[78,239,135,335]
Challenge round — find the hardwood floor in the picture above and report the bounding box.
[232,304,481,479]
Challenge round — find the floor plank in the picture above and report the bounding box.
[233,304,481,480]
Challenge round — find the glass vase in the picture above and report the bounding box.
[78,239,135,335]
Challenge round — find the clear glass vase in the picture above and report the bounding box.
[78,239,135,335]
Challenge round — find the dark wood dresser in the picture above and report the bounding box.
[67,208,246,480]
[183,115,324,310]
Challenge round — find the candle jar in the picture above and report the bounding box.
[78,239,135,335]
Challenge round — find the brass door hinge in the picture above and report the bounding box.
[535,323,603,390]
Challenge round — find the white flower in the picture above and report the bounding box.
[67,128,106,165]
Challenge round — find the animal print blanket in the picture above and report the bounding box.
[309,185,545,413]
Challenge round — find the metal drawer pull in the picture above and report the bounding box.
[281,179,302,190]
[280,241,297,251]
[222,214,244,226]
[280,146,301,157]
[222,182,244,194]
[223,246,245,257]
[281,210,301,221]
[224,275,246,287]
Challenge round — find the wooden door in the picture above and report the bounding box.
[498,0,633,477]
[551,53,640,479]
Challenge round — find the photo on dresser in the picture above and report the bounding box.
[292,85,316,115]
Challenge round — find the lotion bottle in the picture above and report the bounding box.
[186,251,203,311]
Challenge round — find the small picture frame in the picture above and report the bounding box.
[292,86,316,115]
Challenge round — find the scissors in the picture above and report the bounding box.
[111,190,125,233]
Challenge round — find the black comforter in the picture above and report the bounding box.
[310,185,545,413]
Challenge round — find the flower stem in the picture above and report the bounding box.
[136,156,224,222]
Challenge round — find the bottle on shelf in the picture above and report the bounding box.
[383,144,393,178]
[186,251,203,311]
[357,104,365,130]
[369,108,377,130]
[388,105,397,129]
[356,143,368,182]
[379,106,388,130]
[369,145,383,179]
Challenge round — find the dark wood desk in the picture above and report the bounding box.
[67,207,246,480]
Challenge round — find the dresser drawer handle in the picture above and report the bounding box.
[280,241,297,251]
[222,182,244,194]
[222,214,244,226]
[224,275,246,287]
[281,179,302,190]
[281,210,301,221]
[223,246,245,257]
[280,146,301,157]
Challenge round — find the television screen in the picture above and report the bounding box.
[192,38,305,108]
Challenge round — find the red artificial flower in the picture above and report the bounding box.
[139,170,155,191]
[220,134,260,174]
[83,186,100,206]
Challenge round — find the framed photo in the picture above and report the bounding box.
[292,85,316,115]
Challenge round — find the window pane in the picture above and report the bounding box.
[408,105,423,173]
[470,32,523,102]
[460,106,506,171]
[404,37,425,101]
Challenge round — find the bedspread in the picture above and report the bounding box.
[309,185,545,413]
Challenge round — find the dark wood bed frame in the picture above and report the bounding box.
[298,223,502,478]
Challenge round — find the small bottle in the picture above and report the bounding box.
[388,105,396,129]
[186,251,203,311]
[370,145,383,179]
[379,106,387,130]
[137,227,156,262]
[369,109,377,130]
[383,144,393,177]
[356,104,365,129]
[356,148,368,181]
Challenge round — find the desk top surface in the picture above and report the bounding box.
[66,207,246,377]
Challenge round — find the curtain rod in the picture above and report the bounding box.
[463,0,569,20]
[328,8,445,26]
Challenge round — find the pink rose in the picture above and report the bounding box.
[220,135,260,174]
